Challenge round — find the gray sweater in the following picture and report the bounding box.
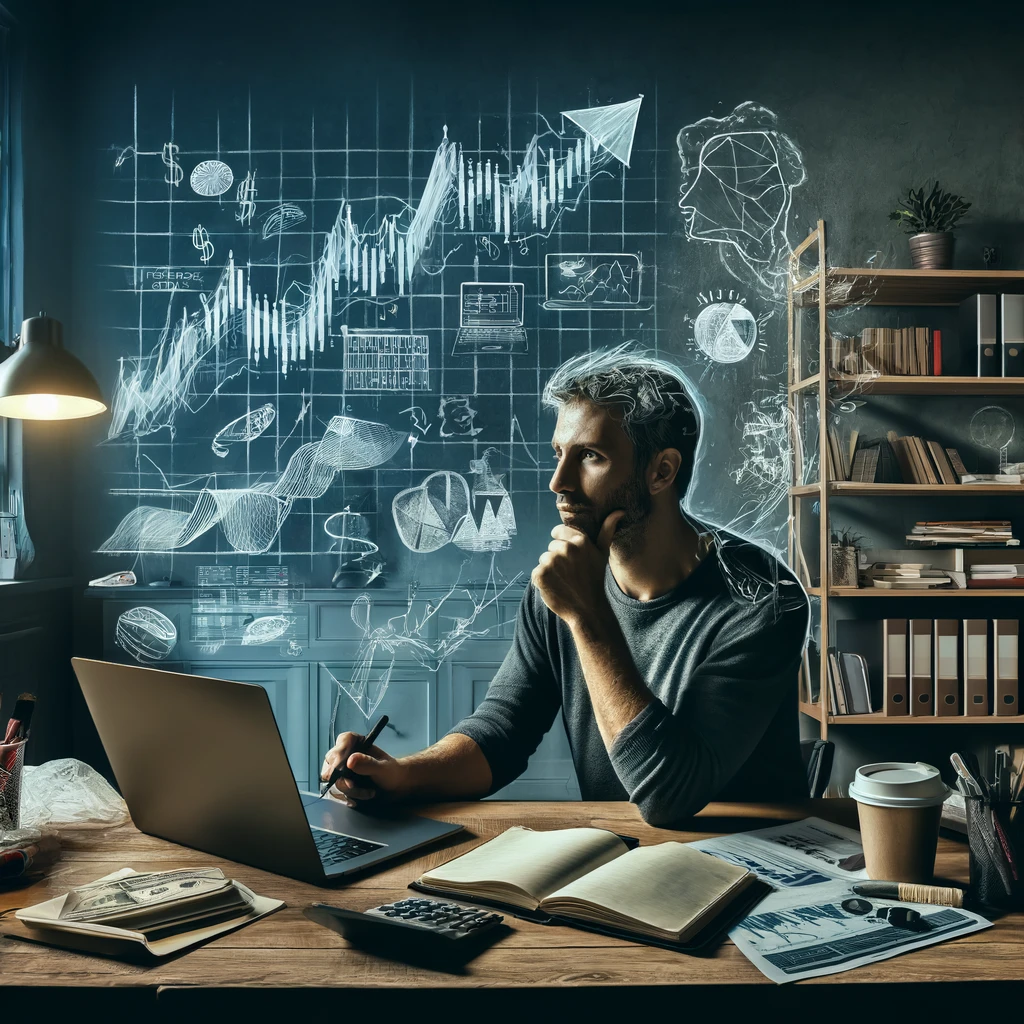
[450,534,811,825]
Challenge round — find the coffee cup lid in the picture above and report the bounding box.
[848,761,950,808]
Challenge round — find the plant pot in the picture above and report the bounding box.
[831,544,859,588]
[908,231,954,270]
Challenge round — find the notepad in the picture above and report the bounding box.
[411,826,760,946]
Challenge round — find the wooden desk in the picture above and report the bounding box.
[1,800,1021,1015]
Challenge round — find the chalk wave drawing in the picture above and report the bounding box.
[212,403,276,457]
[261,203,306,239]
[392,449,516,554]
[115,606,177,662]
[99,416,407,554]
[191,159,234,197]
[322,560,523,719]
[677,102,806,297]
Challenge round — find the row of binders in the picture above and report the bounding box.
[881,618,1018,717]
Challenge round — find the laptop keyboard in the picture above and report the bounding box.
[312,827,386,866]
[455,327,528,351]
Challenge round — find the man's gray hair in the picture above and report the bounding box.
[542,343,700,490]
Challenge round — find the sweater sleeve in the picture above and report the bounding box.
[608,587,810,825]
[447,585,561,793]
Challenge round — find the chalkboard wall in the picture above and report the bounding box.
[42,0,1024,784]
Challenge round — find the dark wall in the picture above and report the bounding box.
[49,0,1024,786]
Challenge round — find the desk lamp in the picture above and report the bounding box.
[0,314,106,419]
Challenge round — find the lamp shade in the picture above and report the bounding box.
[0,314,106,420]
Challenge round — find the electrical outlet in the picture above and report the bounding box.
[983,245,1000,267]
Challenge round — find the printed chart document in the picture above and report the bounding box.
[729,879,991,984]
[689,817,869,888]
[691,817,991,983]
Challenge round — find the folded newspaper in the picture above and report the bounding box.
[691,817,991,983]
[13,866,283,958]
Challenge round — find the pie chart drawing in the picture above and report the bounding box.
[693,302,758,363]
[392,471,471,553]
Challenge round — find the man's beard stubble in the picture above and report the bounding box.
[559,466,653,556]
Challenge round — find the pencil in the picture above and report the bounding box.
[852,882,964,908]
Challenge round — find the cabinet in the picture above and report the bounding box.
[92,584,579,798]
[787,220,1024,739]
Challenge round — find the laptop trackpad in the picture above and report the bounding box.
[302,793,406,845]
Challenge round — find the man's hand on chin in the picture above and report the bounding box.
[531,509,625,629]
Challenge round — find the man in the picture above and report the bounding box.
[321,346,810,825]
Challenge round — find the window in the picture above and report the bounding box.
[0,8,17,510]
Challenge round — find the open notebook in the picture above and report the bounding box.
[410,826,768,951]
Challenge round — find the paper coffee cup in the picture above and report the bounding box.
[848,762,951,883]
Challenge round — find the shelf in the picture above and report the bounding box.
[830,588,1024,597]
[797,267,1024,307]
[827,712,1024,725]
[830,482,1024,495]
[799,701,1024,724]
[830,374,1024,396]
[789,372,821,394]
[789,483,822,497]
[799,701,822,721]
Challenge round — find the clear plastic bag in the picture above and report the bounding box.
[19,758,130,829]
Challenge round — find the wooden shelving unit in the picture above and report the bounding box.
[786,221,1024,739]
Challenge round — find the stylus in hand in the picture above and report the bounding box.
[319,714,389,799]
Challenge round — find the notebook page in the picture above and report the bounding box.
[541,842,748,935]
[419,826,628,903]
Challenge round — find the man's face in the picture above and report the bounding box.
[549,399,653,548]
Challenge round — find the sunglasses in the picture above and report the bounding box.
[841,897,931,932]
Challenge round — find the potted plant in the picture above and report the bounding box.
[889,181,971,270]
[830,527,863,588]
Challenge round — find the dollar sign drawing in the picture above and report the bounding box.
[161,142,183,187]
[192,224,214,264]
[235,170,257,225]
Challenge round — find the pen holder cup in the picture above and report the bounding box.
[0,739,27,831]
[965,796,1024,912]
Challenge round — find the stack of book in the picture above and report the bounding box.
[907,521,1019,547]
[960,471,1022,485]
[968,563,1024,588]
[830,327,939,377]
[860,562,955,589]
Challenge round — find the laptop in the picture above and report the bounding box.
[70,658,464,885]
[453,282,529,354]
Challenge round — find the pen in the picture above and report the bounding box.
[852,882,965,908]
[319,714,389,798]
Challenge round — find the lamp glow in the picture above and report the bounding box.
[0,315,106,420]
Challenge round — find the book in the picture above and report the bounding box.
[409,826,764,950]
[933,328,943,375]
[927,440,959,485]
[840,652,873,714]
[960,473,1022,484]
[12,867,282,959]
[909,436,940,484]
[961,294,999,376]
[828,646,849,714]
[850,445,879,483]
[1002,295,1024,376]
[946,448,970,478]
